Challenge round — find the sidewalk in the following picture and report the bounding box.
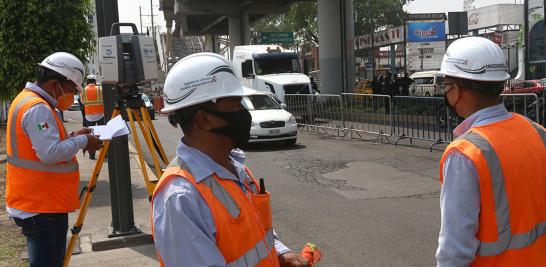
[64,116,159,266]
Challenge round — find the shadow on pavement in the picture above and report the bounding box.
[243,143,306,152]
[78,180,149,207]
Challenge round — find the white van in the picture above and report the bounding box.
[409,70,445,97]
[232,45,312,103]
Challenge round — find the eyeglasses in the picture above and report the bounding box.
[442,82,457,93]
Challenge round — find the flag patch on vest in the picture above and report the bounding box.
[36,122,50,131]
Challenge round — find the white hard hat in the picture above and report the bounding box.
[39,52,85,91]
[438,37,510,82]
[87,74,97,80]
[162,52,256,113]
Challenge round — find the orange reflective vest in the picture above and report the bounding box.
[152,159,280,267]
[6,89,80,213]
[440,114,546,266]
[81,84,104,115]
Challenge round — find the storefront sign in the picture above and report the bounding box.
[407,22,446,42]
[354,26,405,50]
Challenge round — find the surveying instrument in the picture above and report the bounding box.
[63,23,168,266]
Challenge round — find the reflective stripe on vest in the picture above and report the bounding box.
[201,176,241,218]
[228,229,276,267]
[461,131,546,256]
[152,158,278,267]
[198,175,275,266]
[82,84,104,115]
[8,94,78,173]
[529,121,546,146]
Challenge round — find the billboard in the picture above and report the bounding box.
[406,42,445,71]
[354,26,404,50]
[407,22,446,42]
[467,4,523,31]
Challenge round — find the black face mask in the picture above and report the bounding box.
[444,94,465,123]
[203,108,252,148]
[444,94,458,117]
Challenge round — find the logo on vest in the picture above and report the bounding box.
[36,122,50,131]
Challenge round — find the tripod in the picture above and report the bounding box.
[63,94,169,267]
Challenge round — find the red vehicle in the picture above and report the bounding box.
[503,80,545,94]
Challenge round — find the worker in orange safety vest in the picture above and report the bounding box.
[435,37,546,266]
[6,52,103,267]
[151,53,310,267]
[80,74,104,159]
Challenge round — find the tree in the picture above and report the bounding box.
[354,0,408,36]
[251,2,318,52]
[251,0,407,53]
[0,0,95,100]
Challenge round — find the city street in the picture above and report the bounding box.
[129,112,443,266]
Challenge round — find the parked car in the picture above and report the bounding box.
[354,79,374,95]
[503,80,545,94]
[409,70,444,96]
[242,93,298,145]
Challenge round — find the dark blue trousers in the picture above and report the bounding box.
[14,213,68,267]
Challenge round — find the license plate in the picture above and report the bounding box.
[268,129,281,135]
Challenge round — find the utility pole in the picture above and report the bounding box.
[370,3,375,76]
[95,0,139,237]
[139,6,143,34]
[150,0,155,38]
[518,0,530,79]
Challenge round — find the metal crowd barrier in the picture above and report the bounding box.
[391,96,453,150]
[340,93,392,143]
[500,93,540,124]
[285,92,544,149]
[284,94,344,136]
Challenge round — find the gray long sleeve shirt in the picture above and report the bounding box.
[6,82,87,219]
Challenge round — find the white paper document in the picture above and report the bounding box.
[89,115,130,140]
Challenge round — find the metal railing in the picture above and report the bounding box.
[391,96,453,149]
[285,93,543,149]
[341,93,392,143]
[500,93,541,124]
[285,94,344,136]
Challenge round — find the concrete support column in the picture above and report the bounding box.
[228,11,250,59]
[242,10,250,45]
[317,0,354,94]
[228,16,242,59]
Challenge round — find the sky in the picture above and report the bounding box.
[115,0,525,34]
[406,0,524,13]
[117,0,166,34]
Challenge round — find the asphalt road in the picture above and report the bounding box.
[121,113,442,267]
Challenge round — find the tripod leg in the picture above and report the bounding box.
[140,106,168,164]
[134,109,163,180]
[63,108,120,267]
[126,108,155,198]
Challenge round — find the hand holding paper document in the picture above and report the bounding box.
[89,115,130,140]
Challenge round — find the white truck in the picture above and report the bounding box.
[231,45,313,103]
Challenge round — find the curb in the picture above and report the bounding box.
[92,233,153,252]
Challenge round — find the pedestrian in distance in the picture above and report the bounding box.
[5,52,103,267]
[309,76,319,94]
[398,72,413,96]
[436,37,546,266]
[152,53,310,267]
[80,74,105,160]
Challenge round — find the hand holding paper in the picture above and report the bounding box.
[89,115,130,140]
